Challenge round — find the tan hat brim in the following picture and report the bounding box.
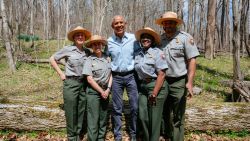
[155,18,183,26]
[85,39,107,48]
[135,29,161,45]
[67,29,91,42]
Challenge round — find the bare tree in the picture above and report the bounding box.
[1,0,16,72]
[240,0,250,56]
[205,0,216,59]
[232,0,243,80]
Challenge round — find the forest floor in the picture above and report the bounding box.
[0,129,250,141]
[0,40,250,140]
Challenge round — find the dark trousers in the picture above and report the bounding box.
[163,76,187,141]
[112,72,138,140]
[63,79,87,141]
[138,80,167,141]
[86,87,109,141]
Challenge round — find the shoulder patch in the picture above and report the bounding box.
[189,38,194,45]
[160,53,165,59]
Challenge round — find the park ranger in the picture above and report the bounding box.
[82,35,112,141]
[155,11,200,141]
[50,26,91,141]
[134,27,168,141]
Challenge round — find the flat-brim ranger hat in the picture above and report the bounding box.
[85,35,107,48]
[135,27,161,45]
[67,26,91,41]
[155,11,183,26]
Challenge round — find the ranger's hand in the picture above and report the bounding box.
[148,94,156,106]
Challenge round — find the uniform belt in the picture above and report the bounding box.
[166,75,186,83]
[112,70,134,76]
[141,78,156,84]
[66,76,84,82]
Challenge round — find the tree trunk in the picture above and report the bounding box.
[232,0,243,80]
[0,0,16,72]
[187,0,194,33]
[241,0,250,57]
[221,0,226,49]
[225,0,230,51]
[0,103,249,131]
[177,0,184,30]
[65,0,69,40]
[205,0,216,59]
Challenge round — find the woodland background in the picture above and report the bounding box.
[0,0,250,140]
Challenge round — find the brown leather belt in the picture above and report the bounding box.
[166,75,187,83]
[112,70,134,76]
[141,78,156,84]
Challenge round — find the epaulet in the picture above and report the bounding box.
[180,31,192,38]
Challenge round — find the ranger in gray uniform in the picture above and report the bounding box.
[50,26,91,141]
[155,12,200,141]
[134,27,168,141]
[82,35,112,141]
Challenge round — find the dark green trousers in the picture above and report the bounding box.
[163,76,187,141]
[138,80,167,141]
[63,79,87,141]
[86,87,109,141]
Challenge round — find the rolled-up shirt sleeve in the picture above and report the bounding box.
[82,57,93,76]
[53,46,69,61]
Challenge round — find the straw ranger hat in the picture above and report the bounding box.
[67,26,91,41]
[85,35,107,48]
[135,27,161,45]
[155,11,183,26]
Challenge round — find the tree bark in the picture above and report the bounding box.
[0,103,249,131]
[205,0,216,59]
[0,0,16,72]
[187,0,194,33]
[232,0,243,80]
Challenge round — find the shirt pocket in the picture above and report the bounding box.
[134,56,141,65]
[143,59,155,73]
[68,55,85,67]
[170,45,184,57]
[92,66,103,77]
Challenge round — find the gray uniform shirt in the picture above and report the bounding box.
[82,54,111,86]
[160,31,200,77]
[53,45,90,76]
[135,47,168,80]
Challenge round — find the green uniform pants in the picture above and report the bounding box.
[164,76,187,141]
[138,80,167,141]
[63,79,87,141]
[86,86,109,141]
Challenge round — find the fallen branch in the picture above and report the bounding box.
[220,80,250,87]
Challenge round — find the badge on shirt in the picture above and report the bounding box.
[176,38,180,44]
[148,54,154,58]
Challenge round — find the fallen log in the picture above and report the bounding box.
[0,103,249,131]
[220,80,250,87]
[17,58,65,65]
